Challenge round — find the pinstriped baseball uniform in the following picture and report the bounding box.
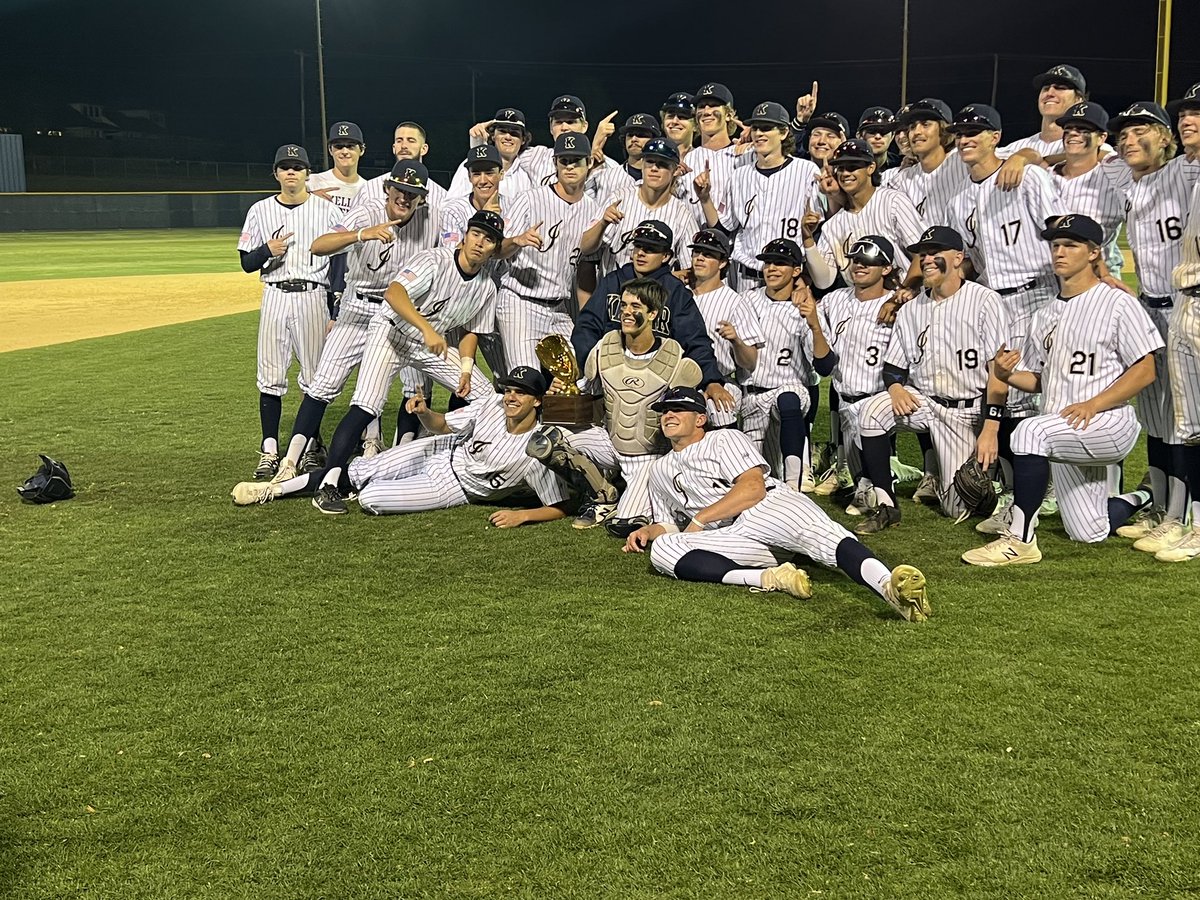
[859,280,1012,514]
[349,247,497,416]
[815,189,924,278]
[596,184,701,273]
[587,161,639,203]
[1011,283,1164,541]
[238,193,342,396]
[998,135,1115,159]
[1051,159,1131,275]
[1123,155,1200,440]
[717,157,822,272]
[818,288,896,448]
[691,282,766,426]
[885,151,969,227]
[518,145,620,187]
[351,397,567,514]
[676,144,744,224]
[1170,180,1200,443]
[497,185,600,370]
[447,159,534,204]
[646,429,858,576]
[438,196,509,249]
[306,169,366,213]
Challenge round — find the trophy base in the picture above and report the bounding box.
[541,394,602,427]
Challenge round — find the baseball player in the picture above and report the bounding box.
[494,132,601,371]
[962,215,1162,566]
[502,95,596,186]
[857,107,900,175]
[660,92,697,157]
[622,386,931,623]
[262,161,447,484]
[351,121,447,211]
[887,99,969,227]
[440,145,505,246]
[853,226,1013,533]
[587,113,662,201]
[790,82,848,168]
[451,107,535,203]
[687,83,742,196]
[304,213,506,513]
[1158,82,1200,562]
[307,121,367,212]
[694,101,821,291]
[237,143,341,479]
[999,64,1090,160]
[231,366,570,527]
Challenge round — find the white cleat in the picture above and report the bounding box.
[1155,528,1200,563]
[231,480,283,506]
[1116,508,1163,540]
[755,562,813,599]
[1132,519,1189,554]
[961,532,1042,567]
[270,458,298,484]
[362,438,384,459]
[883,565,930,621]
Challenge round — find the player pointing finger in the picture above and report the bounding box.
[602,196,624,225]
[266,231,294,256]
[513,221,544,249]
[796,81,819,123]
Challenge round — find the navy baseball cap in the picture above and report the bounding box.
[619,113,662,137]
[1107,101,1171,133]
[549,95,586,120]
[757,238,804,266]
[858,107,897,132]
[1033,64,1087,95]
[1167,83,1200,117]
[689,227,732,259]
[897,98,953,128]
[1041,214,1103,245]
[1055,102,1109,132]
[464,144,503,170]
[695,82,735,106]
[631,220,673,252]
[651,386,707,414]
[640,137,679,165]
[385,160,429,195]
[553,132,591,158]
[466,209,506,243]
[328,121,364,144]
[848,235,896,267]
[746,101,791,128]
[488,107,528,134]
[949,104,1003,133]
[661,92,696,116]
[808,111,850,136]
[495,366,548,396]
[906,225,964,255]
[830,138,876,167]
[273,144,310,168]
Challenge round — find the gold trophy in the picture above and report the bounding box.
[535,335,601,426]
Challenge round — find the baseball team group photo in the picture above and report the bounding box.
[4,1,1200,896]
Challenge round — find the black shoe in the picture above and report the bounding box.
[312,484,348,515]
[299,443,327,474]
[854,504,901,535]
[605,516,649,538]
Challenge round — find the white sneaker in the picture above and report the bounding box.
[976,492,1014,535]
[1133,519,1189,554]
[231,480,283,506]
[270,458,298,484]
[1116,508,1162,540]
[363,438,384,459]
[961,532,1042,567]
[813,465,852,496]
[1155,528,1200,562]
[755,562,813,599]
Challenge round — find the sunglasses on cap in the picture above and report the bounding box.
[634,224,670,243]
[847,239,892,266]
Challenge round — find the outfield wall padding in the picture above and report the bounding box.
[0,192,273,232]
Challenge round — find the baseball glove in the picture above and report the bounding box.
[952,458,997,517]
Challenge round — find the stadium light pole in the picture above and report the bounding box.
[295,50,307,150]
[1154,0,1173,104]
[900,0,910,105]
[315,0,329,157]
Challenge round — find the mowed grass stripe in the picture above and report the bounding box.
[0,313,1198,898]
[0,229,241,282]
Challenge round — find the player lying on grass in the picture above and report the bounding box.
[622,387,930,622]
[230,367,570,527]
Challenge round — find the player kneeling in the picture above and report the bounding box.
[962,215,1161,566]
[623,387,930,622]
[230,367,571,527]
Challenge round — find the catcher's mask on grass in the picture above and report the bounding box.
[17,454,75,504]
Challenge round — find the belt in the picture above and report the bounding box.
[737,264,762,280]
[1140,293,1174,309]
[931,396,976,409]
[522,295,570,307]
[995,279,1038,296]
[839,392,871,404]
[744,384,770,395]
[359,292,385,304]
[270,279,326,293]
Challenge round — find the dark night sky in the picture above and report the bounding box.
[2,0,1197,176]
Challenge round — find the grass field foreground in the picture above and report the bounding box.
[0,229,239,282]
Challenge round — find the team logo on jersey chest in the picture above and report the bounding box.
[745,196,756,218]
[965,209,978,248]
[914,325,930,364]
[536,221,562,253]
[423,297,451,318]
[366,243,393,272]
[1044,324,1056,352]
[469,440,491,455]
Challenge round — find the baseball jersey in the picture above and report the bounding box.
[596,184,702,272]
[676,144,745,223]
[438,195,509,249]
[350,170,448,212]
[307,169,366,213]
[717,157,822,269]
[334,199,435,297]
[1019,283,1164,414]
[443,397,569,504]
[691,283,767,376]
[238,194,341,285]
[742,289,815,389]
[886,280,1012,399]
[447,157,534,205]
[947,163,1061,290]
[648,428,783,526]
[587,160,639,203]
[500,185,599,301]
[1051,160,1131,275]
[815,187,924,276]
[384,246,498,337]
[817,287,897,396]
[1123,155,1200,297]
[1174,180,1200,291]
[885,151,969,228]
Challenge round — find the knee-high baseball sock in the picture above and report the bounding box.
[287,395,330,464]
[674,549,764,587]
[274,471,320,497]
[259,393,283,450]
[1108,492,1151,533]
[827,388,840,448]
[320,405,375,489]
[1146,436,1168,510]
[395,403,421,446]
[363,417,382,442]
[996,418,1019,489]
[778,391,809,489]
[806,383,821,427]
[860,433,896,506]
[1167,443,1188,521]
[1186,444,1200,526]
[1008,454,1050,543]
[834,537,892,598]
[917,433,935,473]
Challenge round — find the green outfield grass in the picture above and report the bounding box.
[0,229,240,282]
[1,313,1197,899]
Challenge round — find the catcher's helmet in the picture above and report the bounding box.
[17,454,75,504]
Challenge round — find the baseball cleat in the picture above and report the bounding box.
[883,565,930,621]
[1116,508,1163,540]
[299,444,327,475]
[756,562,813,599]
[362,438,384,459]
[912,473,940,506]
[810,441,836,476]
[855,503,901,535]
[312,484,348,515]
[253,451,279,480]
[1039,484,1059,517]
[976,493,1014,535]
[961,533,1042,567]
[231,480,284,506]
[1154,528,1200,562]
[1132,518,1189,553]
[814,464,854,496]
[271,458,298,484]
[890,456,924,484]
[605,515,650,539]
[573,501,617,530]
[845,478,879,517]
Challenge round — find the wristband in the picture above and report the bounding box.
[459,357,474,375]
[356,228,364,243]
[985,404,1005,421]
[658,523,680,535]
[690,516,708,531]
